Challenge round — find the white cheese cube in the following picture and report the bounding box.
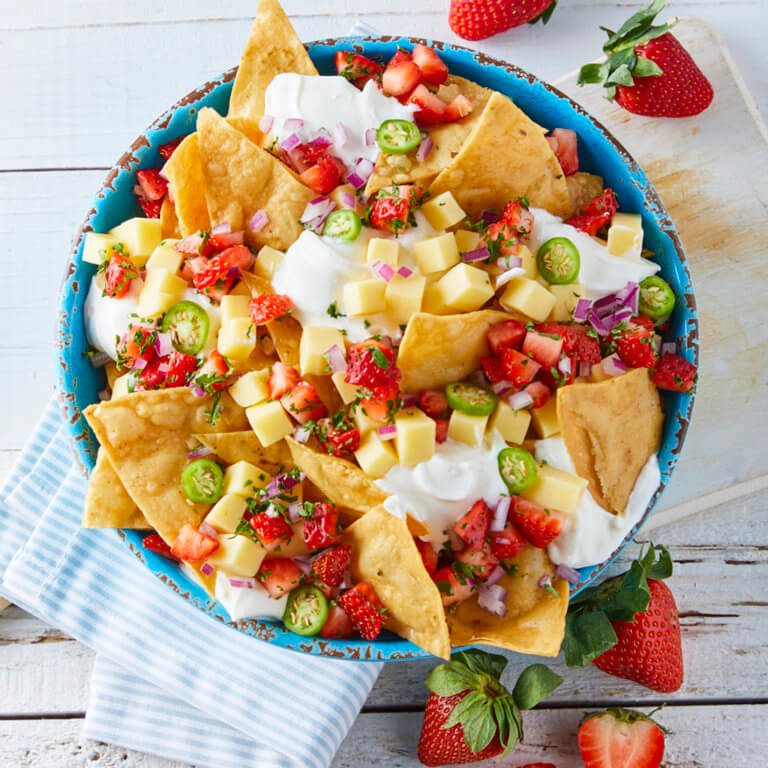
[145,240,182,273]
[220,294,251,326]
[299,326,346,376]
[395,408,436,468]
[229,369,270,407]
[607,213,643,258]
[246,401,294,446]
[367,237,399,267]
[253,245,284,280]
[354,432,397,478]
[385,275,426,324]
[109,217,162,267]
[218,318,256,361]
[454,229,480,255]
[83,233,120,266]
[413,234,460,274]
[521,464,587,515]
[489,401,531,444]
[332,372,360,404]
[206,535,266,577]
[437,263,494,312]
[420,191,466,230]
[205,494,249,534]
[499,276,556,321]
[222,461,272,498]
[447,410,488,447]
[343,279,386,316]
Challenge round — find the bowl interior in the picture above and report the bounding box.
[57,37,698,661]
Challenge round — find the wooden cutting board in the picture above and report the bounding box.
[554,18,768,515]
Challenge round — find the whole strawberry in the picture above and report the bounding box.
[563,543,684,693]
[449,0,557,42]
[578,708,666,768]
[417,650,562,765]
[578,0,713,117]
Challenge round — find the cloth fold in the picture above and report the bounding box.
[0,398,383,768]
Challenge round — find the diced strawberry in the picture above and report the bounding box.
[249,294,293,324]
[547,128,579,176]
[175,232,212,256]
[617,326,657,369]
[454,499,491,550]
[359,395,393,423]
[415,539,438,576]
[249,511,294,552]
[158,137,183,160]
[382,57,422,98]
[418,389,449,418]
[319,604,355,639]
[483,221,520,259]
[136,169,168,201]
[258,558,303,598]
[408,84,447,126]
[164,351,198,388]
[208,231,246,251]
[135,356,166,391]
[526,381,552,408]
[535,322,601,364]
[116,324,156,372]
[268,362,300,400]
[522,331,564,368]
[388,49,413,68]
[311,545,351,588]
[345,339,402,398]
[317,417,360,458]
[512,497,564,548]
[303,503,341,551]
[180,255,206,283]
[488,319,526,355]
[368,193,411,233]
[434,417,449,444]
[338,582,386,640]
[287,140,331,173]
[502,198,535,236]
[567,188,618,236]
[170,524,219,562]
[195,350,236,392]
[631,314,655,332]
[652,353,697,393]
[335,50,383,89]
[501,348,541,388]
[300,155,343,195]
[142,532,178,561]
[456,545,499,582]
[480,356,506,384]
[193,254,238,299]
[443,94,474,122]
[489,522,527,560]
[281,381,328,424]
[411,44,449,86]
[433,565,476,608]
[104,248,138,298]
[138,197,163,218]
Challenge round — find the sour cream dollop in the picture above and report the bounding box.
[536,436,661,569]
[375,432,509,547]
[214,570,287,622]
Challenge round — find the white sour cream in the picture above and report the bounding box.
[264,74,417,168]
[529,209,659,299]
[214,570,287,622]
[375,432,509,548]
[536,436,661,569]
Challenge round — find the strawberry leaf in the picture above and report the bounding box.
[578,62,609,85]
[425,665,476,697]
[512,664,563,710]
[462,700,496,753]
[563,609,618,667]
[528,0,557,25]
[453,648,508,679]
[633,56,664,78]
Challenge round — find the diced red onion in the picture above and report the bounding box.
[229,577,258,589]
[355,157,374,182]
[280,133,301,151]
[199,522,219,541]
[265,471,305,498]
[397,266,414,279]
[211,222,231,235]
[415,135,434,162]
[157,362,169,375]
[593,293,621,316]
[265,502,283,518]
[477,583,507,617]
[190,385,206,398]
[131,356,147,371]
[364,128,376,147]
[226,265,242,282]
[401,393,416,409]
[310,135,332,149]
[341,191,357,209]
[662,342,676,355]
[187,445,214,459]
[579,362,593,378]
[538,575,553,589]
[301,197,334,224]
[555,563,582,586]
[558,356,572,376]
[462,246,490,263]
[155,331,174,357]
[573,298,592,322]
[200,562,214,576]
[617,281,640,314]
[481,210,500,224]
[293,557,313,577]
[98,388,110,402]
[293,425,312,444]
[371,260,395,282]
[492,380,514,397]
[602,354,628,376]
[259,115,274,134]
[332,122,350,147]
[490,496,511,531]
[485,565,506,586]
[377,425,397,440]
[284,118,305,132]
[287,502,304,523]
[495,253,522,270]
[586,310,612,336]
[346,172,365,190]
[249,210,269,233]
[614,306,633,323]
[324,344,347,373]
[88,351,111,368]
[507,390,534,410]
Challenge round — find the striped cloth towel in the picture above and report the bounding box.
[0,398,383,768]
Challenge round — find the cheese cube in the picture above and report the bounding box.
[330,183,359,210]
[499,276,556,321]
[549,283,584,322]
[448,410,489,447]
[395,408,436,468]
[145,240,182,273]
[343,279,386,315]
[413,234,460,274]
[83,233,119,266]
[367,238,399,267]
[111,373,133,399]
[246,401,294,446]
[355,432,397,478]
[454,229,480,255]
[109,217,162,267]
[218,318,256,361]
[421,191,466,230]
[437,263,494,312]
[518,245,538,280]
[229,369,270,407]
[385,275,426,324]
[421,283,453,315]
[205,494,249,534]
[299,326,346,375]
[607,213,643,258]
[253,245,284,280]
[332,371,360,404]
[489,401,531,444]
[221,294,251,326]
[521,464,587,515]
[138,267,187,317]
[206,535,266,577]
[223,461,272,498]
[531,397,560,438]
[353,403,380,435]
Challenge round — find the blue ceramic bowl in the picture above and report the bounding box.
[57,37,698,661]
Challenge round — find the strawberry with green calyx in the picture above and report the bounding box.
[418,649,562,766]
[449,0,557,43]
[563,543,684,693]
[578,0,713,118]
[578,707,666,768]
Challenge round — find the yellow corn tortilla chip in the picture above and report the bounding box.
[228,0,317,121]
[196,108,315,252]
[341,506,451,659]
[397,310,509,392]
[225,116,265,147]
[84,388,248,544]
[448,545,568,656]
[429,91,571,218]
[160,197,181,239]
[557,368,663,515]
[565,172,604,219]
[163,133,211,237]
[82,449,149,529]
[365,76,494,195]
[194,430,292,476]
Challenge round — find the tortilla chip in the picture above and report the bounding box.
[429,92,571,218]
[365,76,493,195]
[196,108,314,251]
[228,0,317,121]
[225,116,265,147]
[397,310,509,392]
[565,172,604,219]
[160,197,181,239]
[341,506,451,659]
[448,545,568,656]
[84,388,248,544]
[557,368,663,515]
[195,431,292,476]
[163,133,211,237]
[82,449,149,529]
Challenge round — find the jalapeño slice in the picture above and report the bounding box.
[283,585,329,636]
[323,209,362,242]
[445,381,498,417]
[376,119,421,155]
[536,237,580,284]
[161,300,210,355]
[639,276,675,320]
[181,459,223,504]
[497,446,538,494]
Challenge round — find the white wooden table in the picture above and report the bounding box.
[2,2,767,765]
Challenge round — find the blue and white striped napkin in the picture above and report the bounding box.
[0,398,383,768]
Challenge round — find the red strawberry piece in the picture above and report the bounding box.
[158,137,183,160]
[142,532,178,561]
[483,220,520,259]
[488,319,526,355]
[535,322,601,365]
[135,356,167,391]
[489,522,527,560]
[418,389,449,418]
[578,708,665,768]
[175,231,213,256]
[433,565,476,608]
[617,325,657,369]
[138,196,163,218]
[567,188,618,236]
[454,499,491,549]
[249,294,293,325]
[415,539,438,575]
[334,50,383,89]
[103,248,138,298]
[207,231,246,252]
[344,339,401,397]
[631,314,655,332]
[456,545,499,581]
[652,353,696,393]
[170,524,219,562]
[194,350,236,392]
[502,199,535,236]
[434,418,449,444]
[408,84,448,126]
[268,362,300,400]
[501,348,541,388]
[311,545,351,588]
[479,356,505,384]
[358,394,395,423]
[338,582,386,640]
[317,418,361,458]
[303,503,341,551]
[515,764,558,768]
[299,154,343,195]
[368,192,411,234]
[249,512,293,552]
[522,331,564,368]
[193,254,239,299]
[136,169,168,201]
[319,604,355,639]
[526,380,553,408]
[411,44,449,86]
[443,94,474,122]
[449,0,557,42]
[512,497,563,548]
[258,558,303,599]
[546,127,579,176]
[164,352,198,388]
[382,53,422,97]
[281,381,327,424]
[116,324,156,372]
